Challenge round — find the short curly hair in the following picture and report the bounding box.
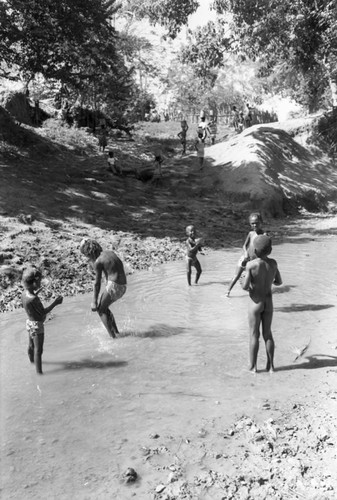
[249,212,263,223]
[79,238,103,260]
[186,225,195,235]
[22,266,42,287]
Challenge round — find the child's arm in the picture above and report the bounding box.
[241,268,251,291]
[273,267,282,286]
[44,296,63,314]
[242,232,251,259]
[186,237,203,257]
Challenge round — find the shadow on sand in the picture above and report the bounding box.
[276,354,337,372]
[43,358,127,373]
[119,324,186,338]
[275,303,334,313]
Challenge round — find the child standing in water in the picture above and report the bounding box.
[226,212,265,297]
[185,225,204,286]
[177,120,188,155]
[22,267,63,374]
[241,235,282,373]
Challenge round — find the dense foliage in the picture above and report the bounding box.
[182,0,337,111]
[121,0,199,37]
[1,0,123,87]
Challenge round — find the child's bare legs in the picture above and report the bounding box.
[186,259,193,286]
[28,335,35,363]
[261,302,275,372]
[186,259,202,285]
[98,293,118,338]
[194,259,202,284]
[198,157,204,170]
[248,302,262,372]
[32,334,44,374]
[227,265,244,296]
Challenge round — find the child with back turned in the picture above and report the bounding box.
[226,212,265,297]
[185,225,203,286]
[22,267,63,374]
[241,234,282,373]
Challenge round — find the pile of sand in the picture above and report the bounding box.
[205,124,337,217]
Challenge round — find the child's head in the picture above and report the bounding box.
[181,120,188,130]
[186,225,196,237]
[198,132,203,139]
[249,212,263,229]
[254,234,272,258]
[80,238,103,260]
[108,150,114,157]
[22,267,42,290]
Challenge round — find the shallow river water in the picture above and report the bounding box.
[1,228,337,499]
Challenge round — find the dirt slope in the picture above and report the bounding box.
[203,124,337,217]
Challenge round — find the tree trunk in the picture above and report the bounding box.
[329,75,337,109]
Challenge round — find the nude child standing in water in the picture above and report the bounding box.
[241,234,282,373]
[185,225,204,286]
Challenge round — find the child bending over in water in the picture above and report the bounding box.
[185,225,204,286]
[80,238,127,338]
[226,212,265,297]
[22,267,63,374]
[242,234,282,373]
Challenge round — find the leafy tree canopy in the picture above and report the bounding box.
[121,0,199,37]
[181,20,232,80]
[0,0,123,91]
[181,0,337,110]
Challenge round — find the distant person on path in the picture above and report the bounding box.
[22,267,63,374]
[194,133,205,170]
[207,112,217,145]
[232,106,240,131]
[98,125,108,152]
[107,150,123,176]
[226,212,265,297]
[177,120,189,155]
[80,239,127,338]
[197,110,208,140]
[185,225,204,286]
[238,111,245,133]
[241,234,282,373]
[151,151,164,187]
[244,103,253,128]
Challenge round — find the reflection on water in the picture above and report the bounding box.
[1,236,337,498]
